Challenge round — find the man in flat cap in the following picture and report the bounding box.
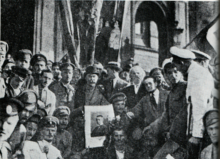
[102,61,128,101]
[5,66,29,97]
[53,106,72,159]
[23,116,62,159]
[14,49,34,89]
[49,62,75,112]
[52,62,62,81]
[0,98,23,158]
[25,114,41,141]
[33,69,56,116]
[200,109,218,159]
[30,54,48,86]
[170,46,214,159]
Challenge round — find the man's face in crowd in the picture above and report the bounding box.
[61,68,73,83]
[107,68,115,79]
[114,101,126,114]
[58,116,69,129]
[76,117,84,129]
[19,104,36,124]
[72,69,82,84]
[41,126,57,142]
[16,58,31,69]
[0,115,19,141]
[130,68,143,84]
[165,67,182,85]
[152,70,163,85]
[86,74,98,86]
[26,121,38,140]
[96,116,103,126]
[34,61,46,74]
[52,66,60,73]
[207,122,218,144]
[144,78,157,92]
[41,72,53,88]
[10,75,25,89]
[0,54,5,67]
[3,63,15,71]
[113,130,126,147]
[120,71,130,82]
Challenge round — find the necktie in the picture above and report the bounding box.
[150,93,157,108]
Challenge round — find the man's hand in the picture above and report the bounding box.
[188,137,201,145]
[37,100,45,109]
[126,112,134,119]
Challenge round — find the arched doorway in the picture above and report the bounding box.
[134,1,173,72]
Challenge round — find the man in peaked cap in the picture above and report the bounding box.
[5,66,29,98]
[0,41,8,69]
[15,49,34,89]
[170,46,214,159]
[0,98,24,158]
[52,62,62,81]
[200,109,218,159]
[53,106,72,158]
[23,116,62,159]
[192,50,211,68]
[25,114,41,141]
[30,53,48,86]
[49,62,75,112]
[102,61,128,101]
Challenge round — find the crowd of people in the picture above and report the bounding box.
[0,40,218,159]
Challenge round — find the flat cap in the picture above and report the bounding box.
[191,50,211,60]
[11,66,29,80]
[39,116,59,128]
[162,58,173,68]
[60,62,75,71]
[0,98,23,118]
[203,109,219,127]
[52,62,60,68]
[53,106,70,117]
[110,92,127,103]
[37,108,48,118]
[15,49,32,61]
[17,89,38,105]
[30,54,47,66]
[85,66,100,76]
[93,62,104,70]
[26,114,41,124]
[106,61,122,72]
[0,41,9,55]
[170,46,196,60]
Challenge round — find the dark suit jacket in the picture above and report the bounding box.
[91,125,108,137]
[105,144,134,159]
[131,89,169,127]
[121,83,147,110]
[102,78,128,101]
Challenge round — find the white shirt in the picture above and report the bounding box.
[113,78,118,89]
[115,149,125,159]
[134,84,141,94]
[152,89,159,105]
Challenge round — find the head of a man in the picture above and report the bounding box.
[93,62,104,74]
[111,93,127,115]
[53,106,70,130]
[60,63,75,84]
[149,68,164,86]
[17,90,38,124]
[39,116,59,142]
[143,76,157,92]
[2,60,15,79]
[204,109,219,145]
[130,66,145,85]
[113,129,126,149]
[106,62,121,79]
[96,115,104,126]
[0,98,23,141]
[31,54,47,74]
[163,63,183,86]
[25,114,40,140]
[41,69,53,88]
[15,49,32,69]
[85,66,99,87]
[52,63,60,73]
[0,41,8,68]
[75,116,85,129]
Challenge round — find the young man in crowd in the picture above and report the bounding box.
[0,98,23,158]
[30,54,48,86]
[14,49,34,89]
[49,62,75,112]
[53,106,72,159]
[33,69,56,115]
[200,109,218,159]
[5,66,29,97]
[25,114,41,140]
[23,116,62,159]
[52,62,62,81]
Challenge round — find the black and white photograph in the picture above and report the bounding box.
[0,0,219,158]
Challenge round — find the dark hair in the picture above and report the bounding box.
[149,67,163,76]
[96,115,103,118]
[2,59,14,69]
[143,76,156,83]
[163,62,176,75]
[41,69,53,77]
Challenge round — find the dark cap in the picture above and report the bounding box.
[17,89,38,105]
[15,49,32,61]
[203,109,219,127]
[106,61,122,72]
[60,62,75,71]
[53,106,70,117]
[110,92,127,103]
[37,108,48,118]
[30,54,47,66]
[122,64,132,72]
[2,59,15,69]
[26,114,41,124]
[0,98,24,118]
[11,66,29,80]
[85,66,100,76]
[39,116,59,128]
[52,62,60,68]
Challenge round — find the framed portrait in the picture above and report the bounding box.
[84,105,115,148]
